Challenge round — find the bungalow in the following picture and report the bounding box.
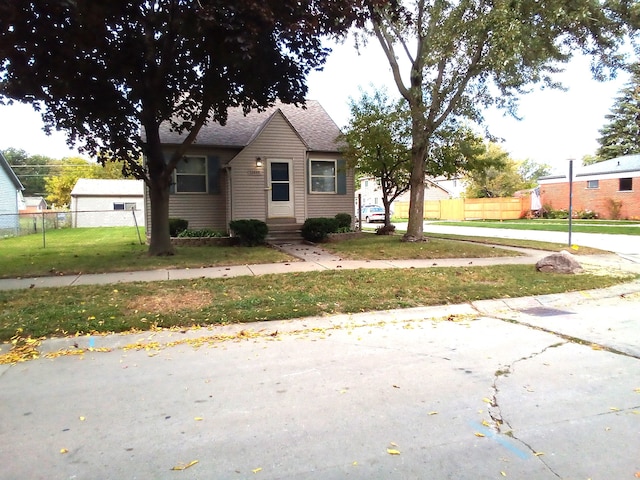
[0,151,24,234]
[153,100,353,237]
[539,154,640,220]
[70,178,145,227]
[20,196,48,213]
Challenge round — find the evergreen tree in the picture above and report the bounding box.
[597,64,640,160]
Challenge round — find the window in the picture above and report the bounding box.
[175,156,207,193]
[310,160,336,193]
[113,202,137,211]
[587,180,599,189]
[619,177,633,191]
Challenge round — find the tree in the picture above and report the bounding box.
[518,158,551,185]
[596,62,640,160]
[1,148,53,196]
[368,0,636,241]
[340,88,412,228]
[0,0,389,255]
[44,157,125,208]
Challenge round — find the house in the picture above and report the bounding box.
[355,175,452,216]
[70,179,145,227]
[154,100,353,237]
[539,154,640,220]
[20,196,47,213]
[0,151,24,234]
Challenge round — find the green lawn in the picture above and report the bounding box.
[430,219,640,235]
[1,264,634,344]
[0,227,292,279]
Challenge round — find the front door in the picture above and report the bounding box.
[267,159,294,218]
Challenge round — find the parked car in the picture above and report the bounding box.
[359,205,386,223]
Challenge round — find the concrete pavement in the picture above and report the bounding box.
[2,240,640,291]
[1,284,639,479]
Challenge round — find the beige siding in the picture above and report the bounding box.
[230,112,307,222]
[307,153,355,219]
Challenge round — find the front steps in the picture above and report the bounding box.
[265,218,303,244]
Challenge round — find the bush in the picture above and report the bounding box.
[376,224,396,235]
[169,218,189,237]
[301,217,339,242]
[575,209,598,220]
[542,207,569,219]
[607,198,623,220]
[229,219,268,246]
[177,229,226,238]
[334,213,352,230]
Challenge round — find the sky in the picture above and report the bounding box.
[0,38,631,174]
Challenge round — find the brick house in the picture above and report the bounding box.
[538,154,640,219]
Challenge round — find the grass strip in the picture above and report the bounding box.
[1,265,635,342]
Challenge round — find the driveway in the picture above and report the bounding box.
[1,288,639,479]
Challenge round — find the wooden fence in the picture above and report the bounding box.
[393,196,529,220]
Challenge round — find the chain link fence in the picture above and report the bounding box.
[1,209,145,244]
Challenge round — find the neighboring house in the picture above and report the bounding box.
[0,151,24,234]
[355,175,451,215]
[70,179,145,227]
[539,154,640,219]
[431,174,468,199]
[153,100,352,234]
[20,196,47,213]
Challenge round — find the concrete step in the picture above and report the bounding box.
[266,222,303,243]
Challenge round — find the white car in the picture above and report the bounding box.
[359,205,386,223]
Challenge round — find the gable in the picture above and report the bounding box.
[0,152,24,191]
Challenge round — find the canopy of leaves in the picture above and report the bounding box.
[368,0,638,239]
[0,0,392,254]
[45,158,126,208]
[596,62,640,160]
[340,87,412,223]
[1,148,53,196]
[464,144,549,198]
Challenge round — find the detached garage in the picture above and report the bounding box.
[70,179,145,227]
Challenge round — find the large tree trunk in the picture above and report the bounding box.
[403,151,426,241]
[147,181,174,255]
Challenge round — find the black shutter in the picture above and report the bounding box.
[207,156,220,194]
[337,159,347,195]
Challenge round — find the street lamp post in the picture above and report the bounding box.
[568,158,574,247]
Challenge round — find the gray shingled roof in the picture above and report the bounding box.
[71,179,144,196]
[0,151,24,190]
[158,100,343,152]
[574,154,640,177]
[539,154,640,181]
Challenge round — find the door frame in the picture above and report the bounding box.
[266,158,294,218]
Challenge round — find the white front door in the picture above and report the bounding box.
[267,159,294,218]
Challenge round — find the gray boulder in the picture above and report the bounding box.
[535,251,584,274]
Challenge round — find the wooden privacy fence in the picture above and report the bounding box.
[394,196,529,220]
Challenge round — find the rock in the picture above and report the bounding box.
[535,251,584,274]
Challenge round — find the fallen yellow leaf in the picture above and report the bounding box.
[501,472,507,477]
[171,460,198,471]
[252,467,262,473]
[481,419,491,427]
[534,452,545,457]
[194,417,203,421]
[482,397,493,404]
[609,407,620,411]
[60,448,69,454]
[428,411,438,416]
[474,432,485,437]
[79,416,86,421]
[352,461,358,466]
[387,448,401,455]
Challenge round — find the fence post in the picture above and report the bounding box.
[42,211,46,248]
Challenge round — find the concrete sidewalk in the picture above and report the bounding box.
[2,242,640,291]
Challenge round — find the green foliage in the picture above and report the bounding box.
[229,219,268,246]
[334,213,352,229]
[44,157,125,207]
[542,207,569,219]
[369,0,635,239]
[0,0,392,255]
[177,229,226,238]
[169,218,189,237]
[1,148,53,196]
[597,63,640,160]
[340,87,412,227]
[301,217,339,242]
